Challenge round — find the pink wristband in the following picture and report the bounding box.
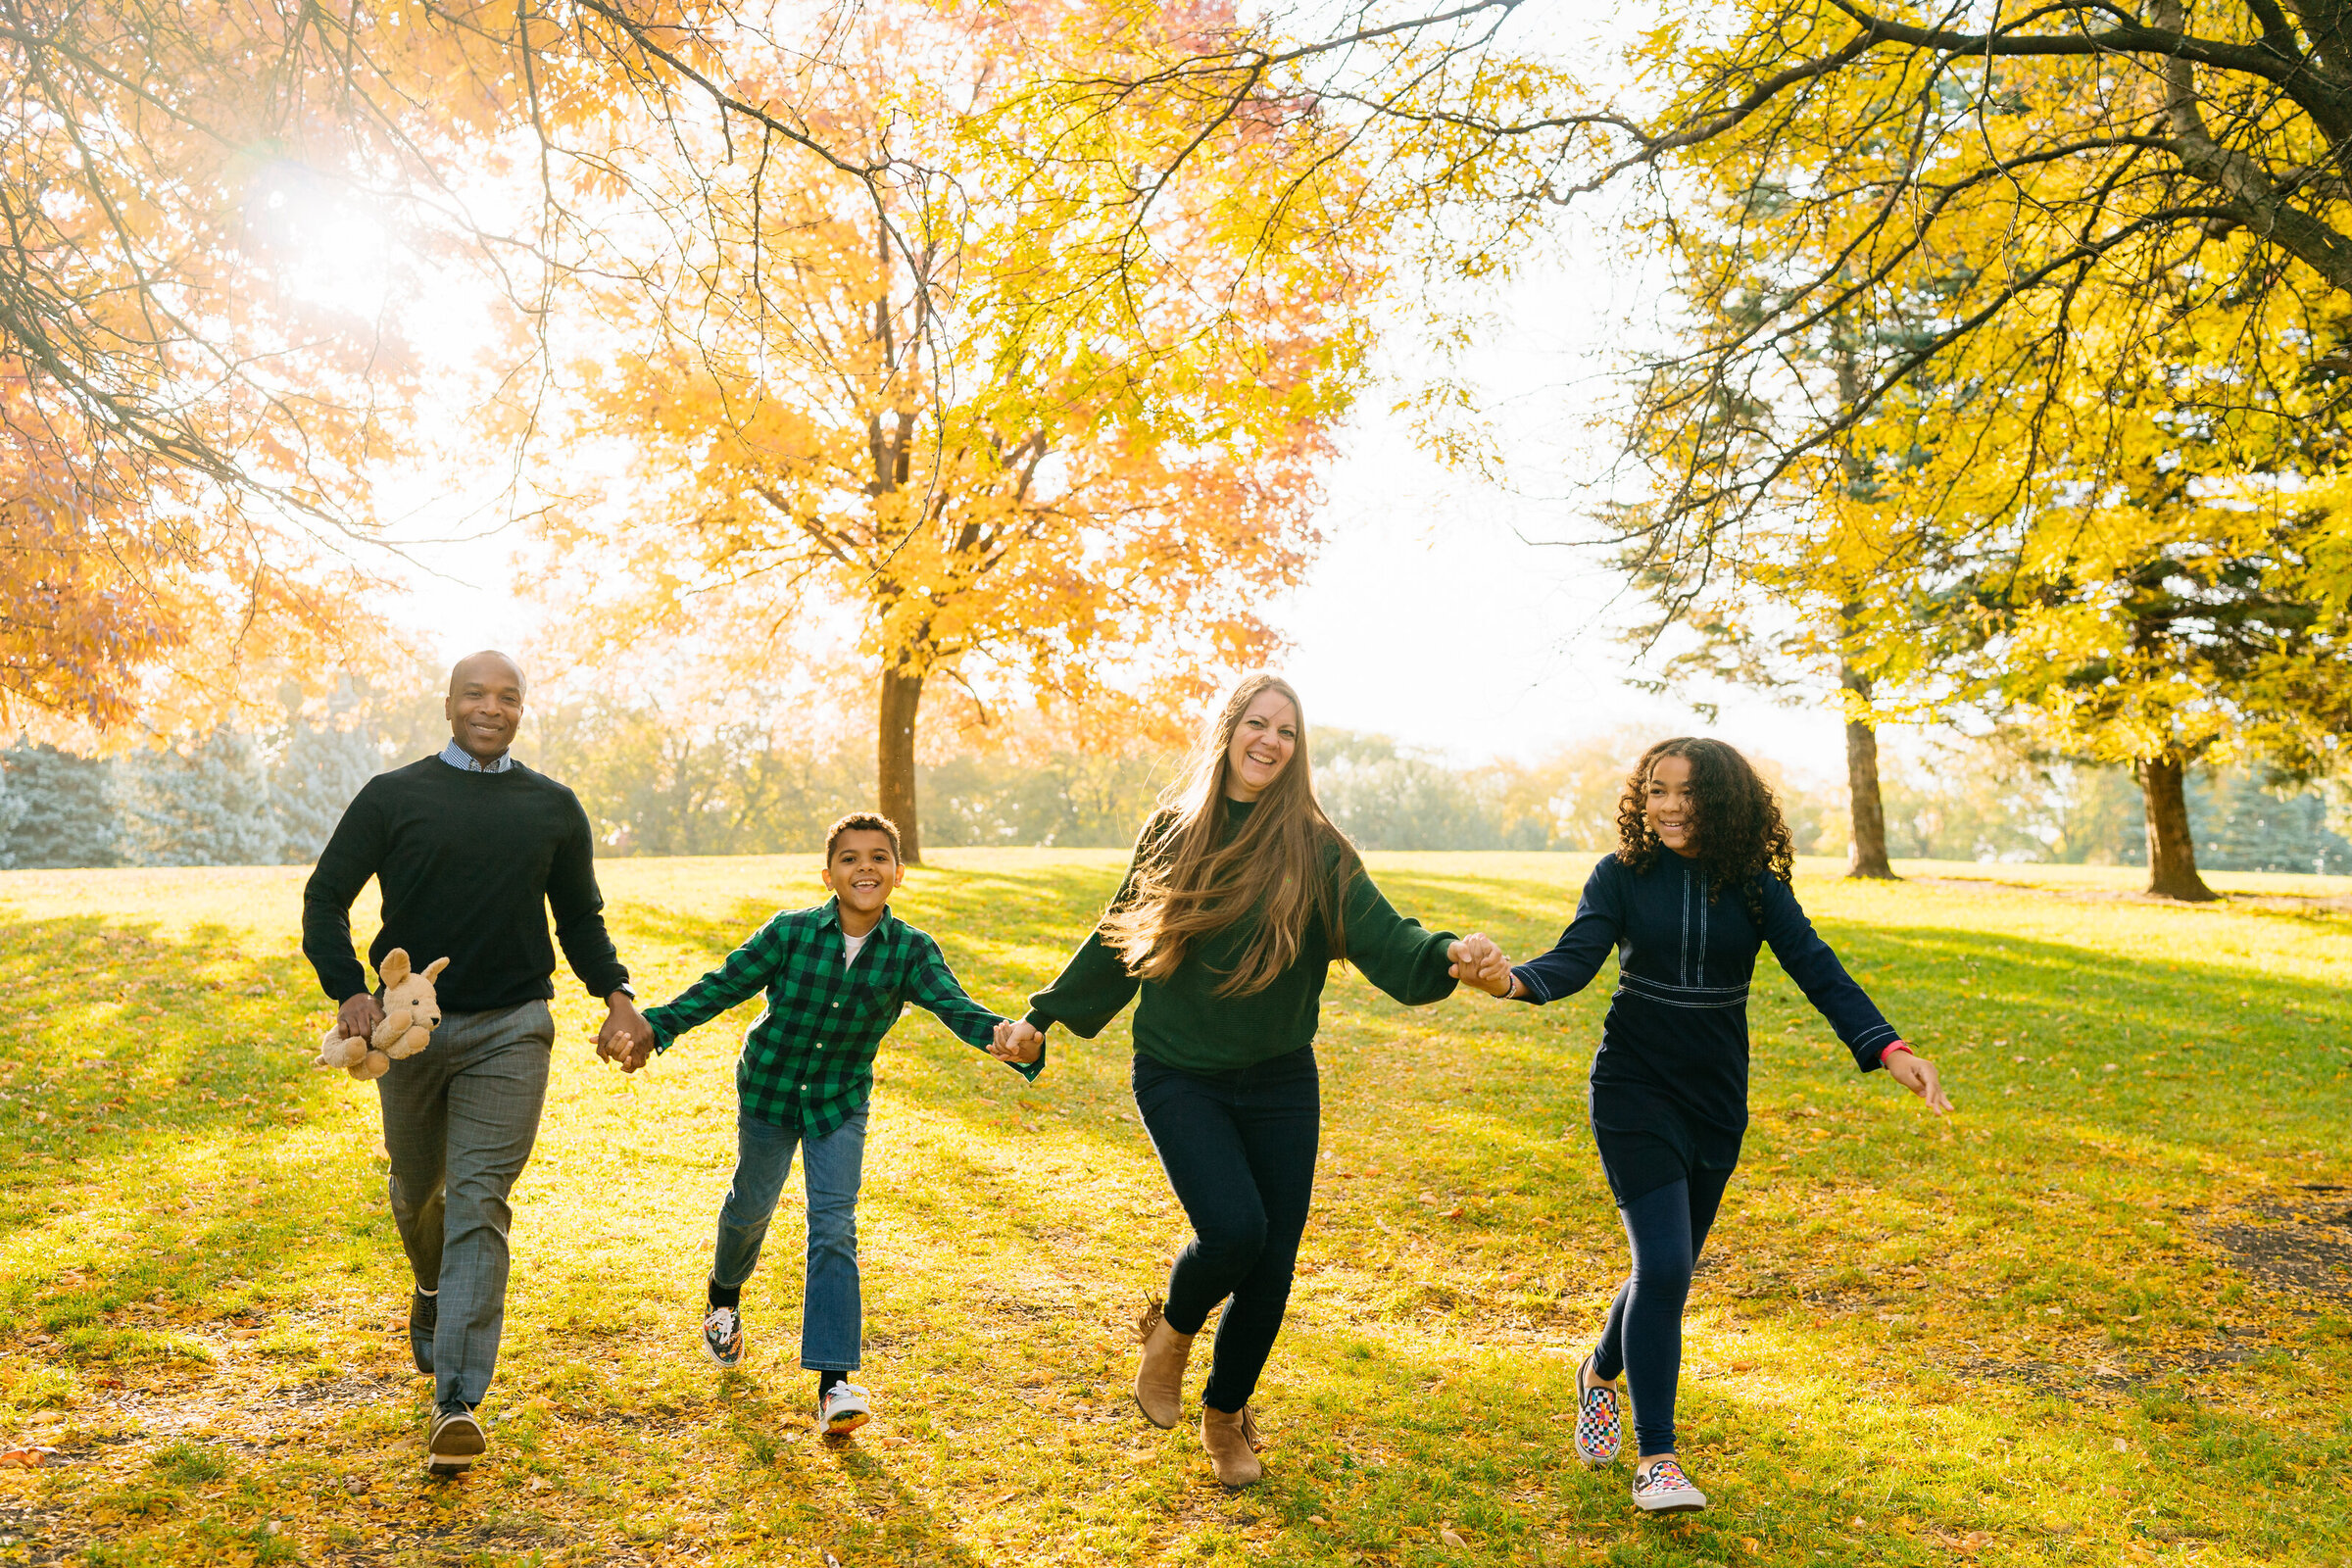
[1883,1041,1913,1061]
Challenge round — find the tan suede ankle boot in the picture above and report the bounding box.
[1200,1402,1264,1487]
[1132,1298,1195,1429]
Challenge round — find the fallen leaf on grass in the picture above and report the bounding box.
[1441,1523,1467,1548]
[1308,1514,1329,1526]
[0,1447,55,1467]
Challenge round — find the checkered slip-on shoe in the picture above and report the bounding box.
[1574,1356,1622,1465]
[1632,1455,1707,1513]
[700,1305,745,1370]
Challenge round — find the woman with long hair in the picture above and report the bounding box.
[1010,674,1497,1487]
[1457,738,1951,1514]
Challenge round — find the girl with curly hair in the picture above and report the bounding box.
[1457,737,1951,1514]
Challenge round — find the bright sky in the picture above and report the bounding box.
[1274,437,1849,778]
[1266,232,1851,779]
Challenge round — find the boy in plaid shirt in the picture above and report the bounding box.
[606,811,1044,1433]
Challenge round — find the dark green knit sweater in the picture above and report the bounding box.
[1023,799,1460,1072]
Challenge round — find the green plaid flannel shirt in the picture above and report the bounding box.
[643,899,1043,1135]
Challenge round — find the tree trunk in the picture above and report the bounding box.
[877,663,923,865]
[1840,661,1897,879]
[2136,756,2215,901]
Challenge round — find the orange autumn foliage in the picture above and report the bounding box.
[0,0,881,731]
[536,2,1393,858]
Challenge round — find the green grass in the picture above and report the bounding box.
[0,851,2347,1566]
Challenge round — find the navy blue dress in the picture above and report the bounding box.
[1510,852,1901,1204]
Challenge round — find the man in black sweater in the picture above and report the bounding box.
[303,651,653,1477]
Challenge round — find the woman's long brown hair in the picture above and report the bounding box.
[1101,674,1354,996]
[1614,736,1794,921]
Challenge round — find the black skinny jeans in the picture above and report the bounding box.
[1132,1046,1319,1413]
[1591,1169,1733,1457]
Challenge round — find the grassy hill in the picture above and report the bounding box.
[0,851,2346,1567]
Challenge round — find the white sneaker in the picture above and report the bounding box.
[818,1381,872,1436]
[1632,1455,1707,1512]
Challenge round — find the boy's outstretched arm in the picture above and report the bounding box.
[906,933,1047,1083]
[609,914,788,1073]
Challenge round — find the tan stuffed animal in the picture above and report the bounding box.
[314,948,450,1080]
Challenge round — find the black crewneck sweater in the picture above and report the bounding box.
[302,757,628,1012]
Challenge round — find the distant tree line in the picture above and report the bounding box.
[1866,751,2352,874]
[2,705,2344,875]
[0,686,391,869]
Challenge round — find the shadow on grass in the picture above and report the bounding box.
[4,863,2349,1564]
[710,1375,998,1565]
[0,913,382,1344]
[1267,1312,2339,1564]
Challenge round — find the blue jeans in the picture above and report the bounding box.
[1133,1047,1319,1412]
[376,1001,556,1411]
[711,1106,867,1372]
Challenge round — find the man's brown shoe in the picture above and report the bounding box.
[1200,1402,1263,1488]
[1132,1298,1196,1430]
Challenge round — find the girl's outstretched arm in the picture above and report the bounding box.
[1503,858,1626,1004]
[1755,876,1953,1112]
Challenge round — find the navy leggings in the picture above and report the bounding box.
[1592,1169,1732,1456]
[1132,1047,1319,1413]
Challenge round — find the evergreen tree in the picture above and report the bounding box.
[118,727,282,867]
[0,739,121,868]
[2198,772,2352,875]
[272,697,381,864]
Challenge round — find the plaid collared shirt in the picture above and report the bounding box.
[643,898,1040,1135]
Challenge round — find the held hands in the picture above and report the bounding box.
[1446,934,1515,998]
[596,993,657,1073]
[1884,1044,1954,1114]
[991,1018,1045,1065]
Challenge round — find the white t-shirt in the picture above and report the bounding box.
[842,928,870,968]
